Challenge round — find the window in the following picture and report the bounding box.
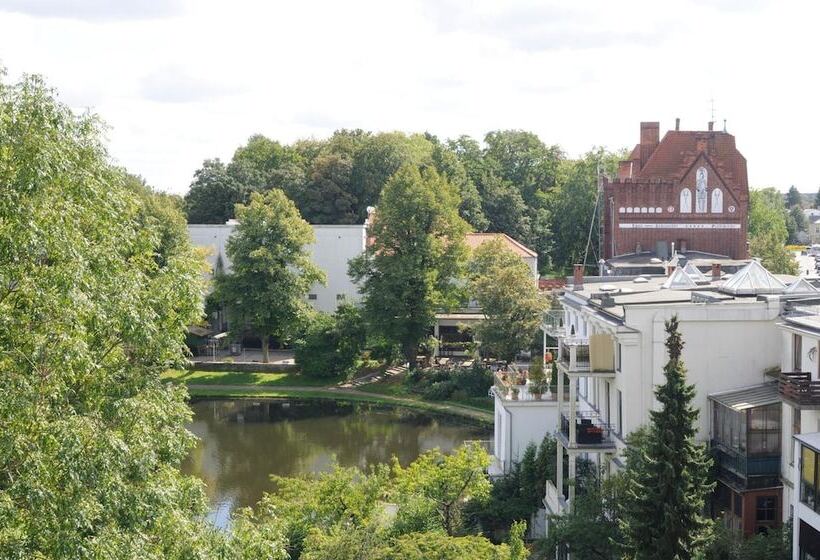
[793,411,802,465]
[308,294,317,300]
[617,389,623,436]
[756,496,777,522]
[748,404,781,456]
[680,188,692,213]
[617,343,622,371]
[802,445,818,511]
[711,188,723,213]
[605,382,611,424]
[795,334,803,371]
[336,293,346,301]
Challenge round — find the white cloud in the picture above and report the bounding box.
[0,0,816,194]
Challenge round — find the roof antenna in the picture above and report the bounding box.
[710,97,715,123]
[723,119,727,132]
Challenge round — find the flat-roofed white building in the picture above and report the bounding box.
[187,222,366,314]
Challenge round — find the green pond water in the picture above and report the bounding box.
[181,398,491,527]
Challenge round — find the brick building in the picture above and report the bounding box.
[603,120,749,260]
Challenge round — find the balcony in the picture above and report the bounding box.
[558,411,617,450]
[543,310,565,339]
[710,440,780,480]
[779,371,820,408]
[558,338,590,373]
[544,480,568,516]
[492,371,557,402]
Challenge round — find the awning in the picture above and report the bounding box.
[708,382,779,411]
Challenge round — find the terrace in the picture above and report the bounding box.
[558,410,616,450]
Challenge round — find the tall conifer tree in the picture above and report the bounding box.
[620,316,714,559]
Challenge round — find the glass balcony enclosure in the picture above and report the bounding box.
[711,400,781,479]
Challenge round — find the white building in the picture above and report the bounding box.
[187,222,367,314]
[526,259,820,537]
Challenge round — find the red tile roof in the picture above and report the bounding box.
[465,232,538,258]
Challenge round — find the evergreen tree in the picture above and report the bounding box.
[815,186,820,209]
[787,184,802,208]
[620,316,714,559]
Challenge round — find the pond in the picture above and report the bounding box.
[181,398,492,527]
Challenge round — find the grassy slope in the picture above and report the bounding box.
[353,374,494,413]
[162,369,331,387]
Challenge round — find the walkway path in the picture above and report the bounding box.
[185,382,493,423]
[338,364,408,388]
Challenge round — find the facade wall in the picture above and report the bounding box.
[494,394,558,473]
[187,223,366,314]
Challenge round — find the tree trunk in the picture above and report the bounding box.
[261,336,270,363]
[403,342,416,370]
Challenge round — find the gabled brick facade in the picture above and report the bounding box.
[603,121,749,260]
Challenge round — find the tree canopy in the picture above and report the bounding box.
[0,72,226,559]
[470,239,547,362]
[748,188,798,273]
[349,165,469,367]
[214,189,325,362]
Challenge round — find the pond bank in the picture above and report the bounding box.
[184,383,493,424]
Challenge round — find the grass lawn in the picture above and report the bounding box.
[355,374,494,413]
[162,369,333,388]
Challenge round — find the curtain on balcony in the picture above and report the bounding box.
[589,333,615,372]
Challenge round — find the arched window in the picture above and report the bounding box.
[680,188,692,213]
[711,188,723,213]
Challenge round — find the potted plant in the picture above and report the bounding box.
[529,360,548,400]
[510,386,520,400]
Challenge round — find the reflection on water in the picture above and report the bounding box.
[181,398,491,527]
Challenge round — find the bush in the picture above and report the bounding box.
[405,363,493,401]
[422,381,457,401]
[294,304,366,378]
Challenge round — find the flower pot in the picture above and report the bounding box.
[532,391,543,401]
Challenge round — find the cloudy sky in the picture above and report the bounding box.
[0,0,815,194]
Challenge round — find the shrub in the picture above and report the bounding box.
[294,304,366,378]
[422,381,457,401]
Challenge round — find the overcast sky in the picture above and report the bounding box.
[0,0,815,195]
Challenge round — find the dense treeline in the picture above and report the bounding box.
[184,130,624,274]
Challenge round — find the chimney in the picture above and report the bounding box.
[711,263,722,280]
[639,121,660,170]
[708,121,714,131]
[573,264,584,291]
[675,118,680,131]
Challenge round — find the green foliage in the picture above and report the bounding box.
[0,72,235,558]
[471,437,555,533]
[392,443,492,536]
[816,186,820,209]
[184,158,245,223]
[214,189,326,361]
[404,363,493,401]
[749,187,789,241]
[470,239,547,363]
[386,532,511,560]
[704,520,791,560]
[508,520,529,560]
[262,464,390,558]
[619,317,714,559]
[294,304,367,378]
[787,185,803,208]
[350,165,469,367]
[751,230,799,274]
[788,204,807,242]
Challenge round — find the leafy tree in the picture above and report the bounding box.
[215,189,326,362]
[431,139,488,231]
[294,303,367,378]
[392,443,491,536]
[619,317,714,559]
[749,187,789,240]
[549,148,623,272]
[704,519,791,560]
[542,469,623,560]
[184,158,245,223]
[787,184,802,208]
[227,133,304,191]
[789,204,807,240]
[750,230,799,274]
[350,165,469,367]
[815,186,820,209]
[293,153,358,224]
[483,130,562,206]
[386,532,511,560]
[470,239,547,363]
[0,72,233,558]
[350,132,435,221]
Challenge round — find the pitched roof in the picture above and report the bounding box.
[661,267,698,290]
[785,277,820,294]
[465,233,537,258]
[719,260,786,295]
[709,382,779,411]
[629,130,747,189]
[683,261,708,282]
